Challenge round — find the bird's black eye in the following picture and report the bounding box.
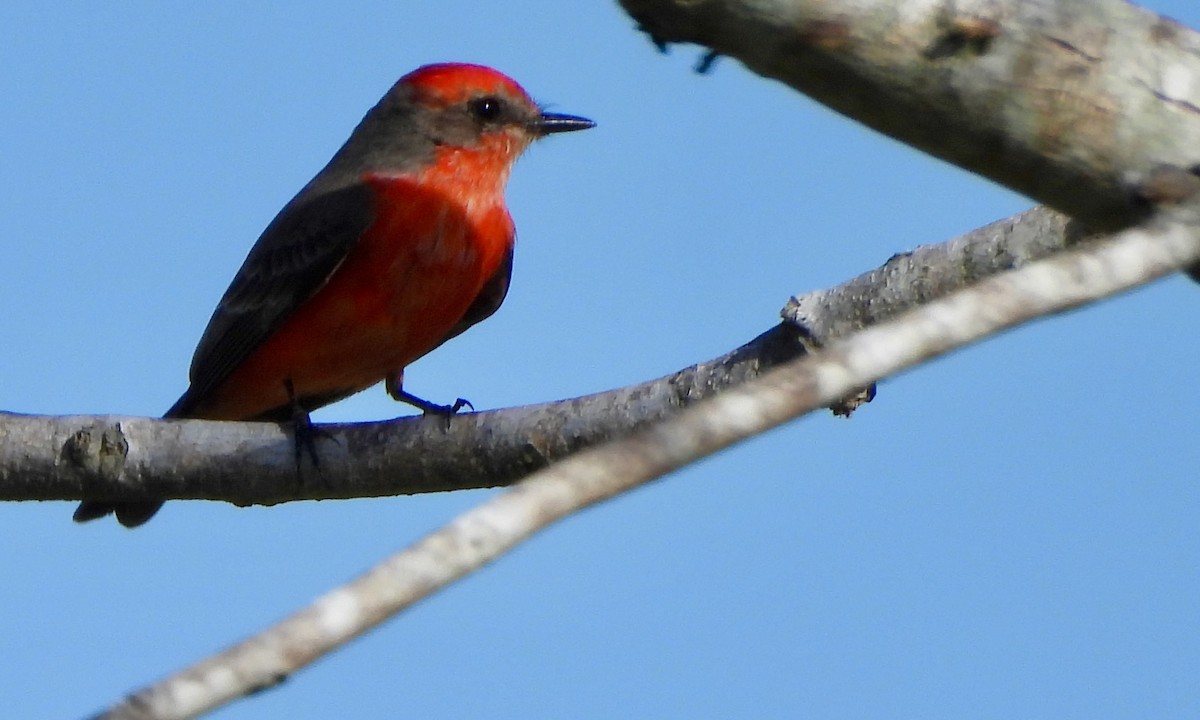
[468,95,504,123]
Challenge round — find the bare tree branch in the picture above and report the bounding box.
[90,202,1200,720]
[618,0,1200,230]
[3,206,1084,508]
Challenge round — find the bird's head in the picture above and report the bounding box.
[317,63,593,196]
[402,63,594,149]
[396,63,594,187]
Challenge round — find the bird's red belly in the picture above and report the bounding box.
[191,180,513,420]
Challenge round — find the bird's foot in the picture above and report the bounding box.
[386,372,473,427]
[283,380,338,478]
[395,390,473,429]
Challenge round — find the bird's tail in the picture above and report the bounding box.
[71,396,196,527]
[72,499,163,527]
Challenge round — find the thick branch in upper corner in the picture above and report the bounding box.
[618,0,1200,231]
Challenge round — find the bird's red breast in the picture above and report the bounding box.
[185,168,515,421]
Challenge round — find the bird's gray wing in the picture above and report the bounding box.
[167,183,374,417]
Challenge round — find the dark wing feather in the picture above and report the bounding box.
[167,183,374,417]
[439,244,513,347]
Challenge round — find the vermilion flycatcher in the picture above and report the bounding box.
[75,63,593,527]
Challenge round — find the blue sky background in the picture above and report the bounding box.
[2,3,1198,718]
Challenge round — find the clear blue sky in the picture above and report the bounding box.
[3,3,1198,718]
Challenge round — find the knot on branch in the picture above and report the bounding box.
[924,15,1001,60]
[63,421,130,495]
[1132,164,1200,207]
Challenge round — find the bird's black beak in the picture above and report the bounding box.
[532,111,595,136]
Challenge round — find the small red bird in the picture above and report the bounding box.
[75,63,593,527]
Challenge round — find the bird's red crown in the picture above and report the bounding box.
[400,63,533,107]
